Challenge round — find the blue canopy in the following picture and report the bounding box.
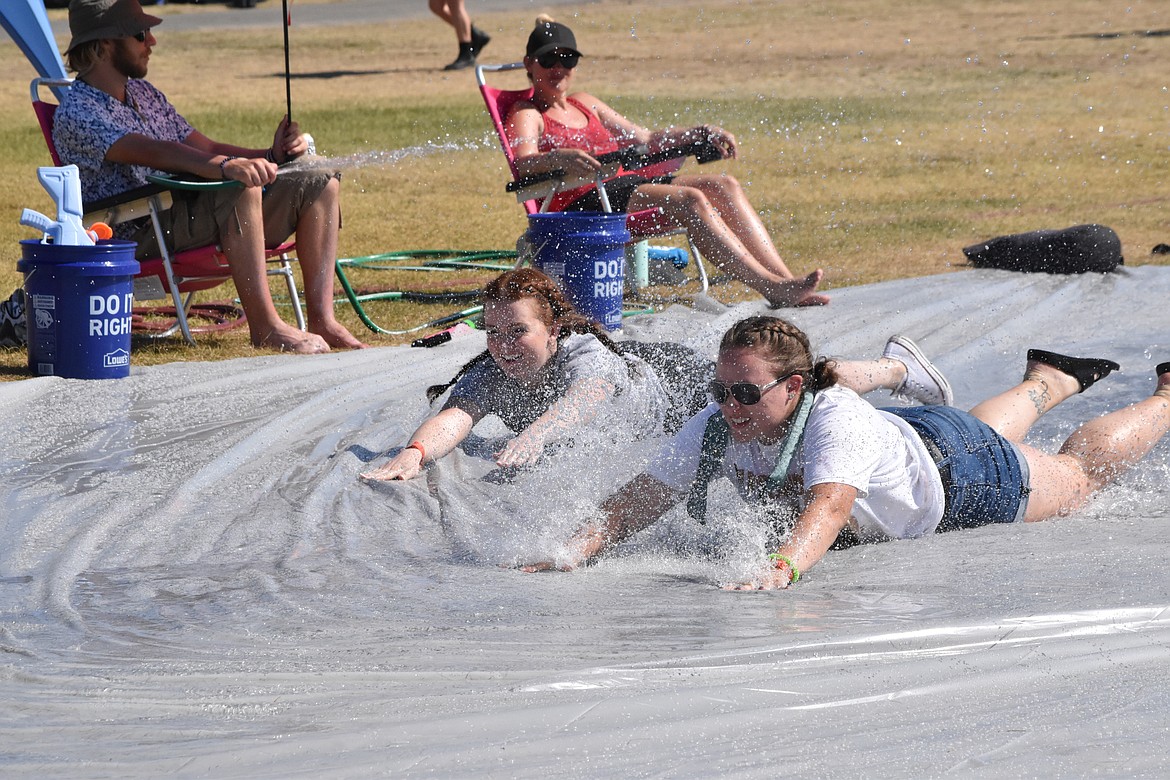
[2,0,68,97]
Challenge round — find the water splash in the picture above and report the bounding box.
[276,140,479,175]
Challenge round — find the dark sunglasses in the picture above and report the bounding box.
[708,374,793,406]
[536,51,580,69]
[131,28,151,42]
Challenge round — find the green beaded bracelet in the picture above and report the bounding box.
[768,552,801,583]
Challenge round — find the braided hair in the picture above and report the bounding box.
[426,268,623,403]
[717,316,838,391]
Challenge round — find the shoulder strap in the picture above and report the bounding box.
[686,390,816,524]
[686,412,730,523]
[761,389,815,499]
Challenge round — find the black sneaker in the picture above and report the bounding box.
[443,43,476,71]
[470,25,491,55]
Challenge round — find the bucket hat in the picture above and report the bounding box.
[66,0,163,54]
[526,20,583,60]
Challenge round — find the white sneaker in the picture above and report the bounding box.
[884,336,954,406]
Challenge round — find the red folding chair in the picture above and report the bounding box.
[30,78,305,344]
[474,63,710,294]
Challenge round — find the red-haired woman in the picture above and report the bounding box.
[361,271,951,482]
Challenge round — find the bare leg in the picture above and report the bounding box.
[220,187,329,354]
[829,336,952,407]
[428,0,471,41]
[673,174,803,280]
[1020,369,1170,521]
[968,359,1083,442]
[289,177,366,349]
[833,357,906,395]
[628,182,828,307]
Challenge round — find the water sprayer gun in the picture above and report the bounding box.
[505,140,722,199]
[20,210,112,243]
[19,165,95,245]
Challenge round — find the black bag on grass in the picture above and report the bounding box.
[963,224,1123,274]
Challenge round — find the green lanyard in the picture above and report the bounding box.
[686,390,815,523]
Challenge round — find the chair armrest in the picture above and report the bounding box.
[84,183,172,226]
[82,176,241,226]
[145,173,243,192]
[504,141,720,203]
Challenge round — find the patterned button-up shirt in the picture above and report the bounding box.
[52,78,194,203]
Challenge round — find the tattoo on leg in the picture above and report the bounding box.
[1027,379,1052,417]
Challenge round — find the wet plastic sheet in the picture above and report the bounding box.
[1,268,1168,776]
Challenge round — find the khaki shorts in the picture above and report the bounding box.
[129,170,340,259]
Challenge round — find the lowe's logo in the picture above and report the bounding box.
[103,348,130,368]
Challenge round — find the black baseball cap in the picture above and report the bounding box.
[526,20,583,60]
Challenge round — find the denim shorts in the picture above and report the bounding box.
[885,406,1031,531]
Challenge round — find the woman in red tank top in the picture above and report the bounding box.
[506,17,829,308]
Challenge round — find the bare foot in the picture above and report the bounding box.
[311,320,368,350]
[253,325,330,354]
[765,269,830,308]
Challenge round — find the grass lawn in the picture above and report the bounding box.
[2,0,1168,379]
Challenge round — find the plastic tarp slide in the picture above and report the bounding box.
[1,267,1169,776]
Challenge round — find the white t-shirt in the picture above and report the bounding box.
[647,385,946,540]
[448,332,671,439]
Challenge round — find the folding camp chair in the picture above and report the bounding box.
[474,62,710,295]
[30,78,305,344]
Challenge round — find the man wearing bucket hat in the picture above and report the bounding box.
[52,0,366,353]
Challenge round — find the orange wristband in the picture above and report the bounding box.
[406,441,426,462]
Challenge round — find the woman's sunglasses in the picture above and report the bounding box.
[536,51,580,69]
[708,374,793,406]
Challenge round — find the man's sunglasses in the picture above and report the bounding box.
[130,28,151,42]
[536,51,580,69]
[708,374,793,406]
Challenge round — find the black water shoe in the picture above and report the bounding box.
[1027,349,1120,393]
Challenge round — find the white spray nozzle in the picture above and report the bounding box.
[20,208,57,241]
[26,165,94,246]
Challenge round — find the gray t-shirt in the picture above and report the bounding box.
[447,333,671,439]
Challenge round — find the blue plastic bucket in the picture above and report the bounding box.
[526,212,630,331]
[18,239,140,379]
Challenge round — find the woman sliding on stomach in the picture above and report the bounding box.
[519,315,1170,590]
[360,271,952,481]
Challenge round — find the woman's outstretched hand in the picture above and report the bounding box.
[722,568,792,591]
[495,430,547,468]
[360,447,424,481]
[515,523,607,573]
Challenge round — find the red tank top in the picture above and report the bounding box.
[536,96,623,211]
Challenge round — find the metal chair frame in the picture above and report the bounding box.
[474,62,710,294]
[30,77,305,344]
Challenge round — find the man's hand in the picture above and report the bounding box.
[221,156,278,187]
[271,115,309,162]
